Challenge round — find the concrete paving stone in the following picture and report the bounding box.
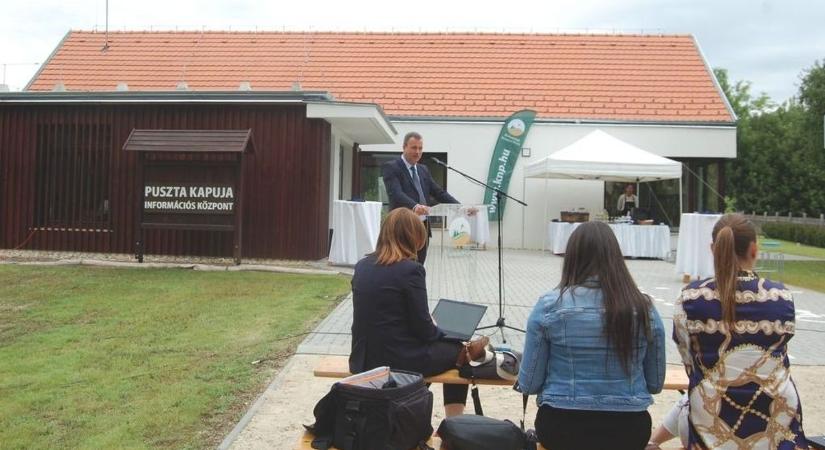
[297,242,825,365]
[224,236,825,450]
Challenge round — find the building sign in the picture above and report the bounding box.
[144,184,235,214]
[124,128,253,265]
[483,109,536,221]
[140,163,239,229]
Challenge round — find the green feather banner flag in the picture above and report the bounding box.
[484,109,536,221]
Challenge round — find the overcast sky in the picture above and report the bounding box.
[1,0,822,103]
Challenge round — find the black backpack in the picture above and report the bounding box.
[307,368,434,450]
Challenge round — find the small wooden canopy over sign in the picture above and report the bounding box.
[123,129,255,154]
[123,129,254,265]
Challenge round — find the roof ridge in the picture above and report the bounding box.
[67,29,695,38]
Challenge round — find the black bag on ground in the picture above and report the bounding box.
[306,367,433,450]
[437,414,529,450]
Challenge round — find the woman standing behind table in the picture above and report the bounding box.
[616,184,638,217]
[518,221,666,450]
[673,213,807,449]
[349,208,488,417]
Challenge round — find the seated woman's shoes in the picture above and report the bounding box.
[455,336,490,367]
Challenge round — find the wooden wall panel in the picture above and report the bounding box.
[0,103,332,260]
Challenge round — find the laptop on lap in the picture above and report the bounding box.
[432,298,487,341]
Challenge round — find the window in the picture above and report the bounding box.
[359,151,450,227]
[35,124,111,229]
[358,152,449,205]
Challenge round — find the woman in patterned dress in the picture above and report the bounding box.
[673,214,808,449]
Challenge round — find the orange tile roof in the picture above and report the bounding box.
[28,31,734,123]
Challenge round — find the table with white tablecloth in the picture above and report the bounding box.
[328,200,382,265]
[547,222,671,259]
[675,213,722,279]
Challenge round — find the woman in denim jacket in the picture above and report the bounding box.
[518,221,666,450]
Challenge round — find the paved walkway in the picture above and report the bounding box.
[223,236,825,449]
[299,236,825,365]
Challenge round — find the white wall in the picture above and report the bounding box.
[362,121,736,250]
[329,127,354,225]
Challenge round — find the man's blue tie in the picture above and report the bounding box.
[410,166,427,205]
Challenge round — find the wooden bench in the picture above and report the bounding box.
[305,358,687,450]
[314,356,514,386]
[313,356,689,391]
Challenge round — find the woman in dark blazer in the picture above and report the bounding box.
[349,207,486,417]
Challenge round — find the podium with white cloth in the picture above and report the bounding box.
[675,213,722,280]
[547,222,670,259]
[328,200,382,265]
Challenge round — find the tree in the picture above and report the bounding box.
[796,60,825,211]
[715,68,777,213]
[798,60,825,121]
[717,63,825,215]
[713,68,773,120]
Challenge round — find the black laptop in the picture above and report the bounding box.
[809,436,825,450]
[432,298,487,341]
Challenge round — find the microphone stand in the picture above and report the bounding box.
[430,157,527,343]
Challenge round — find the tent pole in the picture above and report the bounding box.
[679,175,684,226]
[542,159,549,253]
[521,176,526,249]
[636,178,641,216]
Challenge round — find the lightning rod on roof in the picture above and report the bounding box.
[102,0,110,51]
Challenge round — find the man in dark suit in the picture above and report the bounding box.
[382,131,459,264]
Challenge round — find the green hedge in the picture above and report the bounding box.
[762,222,825,248]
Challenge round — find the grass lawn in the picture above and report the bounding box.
[759,237,825,259]
[772,261,825,293]
[0,265,350,449]
[757,238,825,292]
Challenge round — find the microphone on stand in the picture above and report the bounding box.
[429,156,447,167]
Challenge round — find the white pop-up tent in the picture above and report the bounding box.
[524,129,683,182]
[523,130,683,243]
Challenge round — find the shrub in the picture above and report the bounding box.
[724,196,738,214]
[762,222,825,248]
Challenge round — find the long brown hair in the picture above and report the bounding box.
[373,208,427,265]
[711,213,757,328]
[559,221,652,373]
